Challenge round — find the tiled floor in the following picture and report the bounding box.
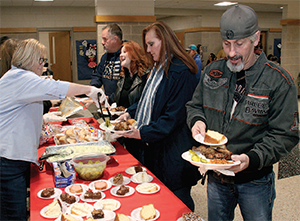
[191,163,300,221]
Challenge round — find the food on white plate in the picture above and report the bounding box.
[114,213,130,221]
[94,180,108,190]
[61,214,77,221]
[41,187,55,198]
[60,192,76,204]
[134,172,149,183]
[192,145,233,160]
[98,199,119,211]
[83,190,102,200]
[110,106,126,112]
[114,119,136,131]
[113,173,123,185]
[69,184,83,194]
[134,166,143,173]
[140,204,156,220]
[137,183,158,193]
[203,130,226,144]
[116,185,130,196]
[44,199,62,217]
[92,209,104,219]
[70,203,93,216]
[85,218,96,221]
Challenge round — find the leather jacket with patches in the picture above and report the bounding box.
[186,52,299,183]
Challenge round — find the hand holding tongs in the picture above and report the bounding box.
[97,92,112,120]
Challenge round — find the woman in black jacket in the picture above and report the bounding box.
[110,41,150,108]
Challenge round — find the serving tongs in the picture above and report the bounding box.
[38,149,73,171]
[97,92,112,120]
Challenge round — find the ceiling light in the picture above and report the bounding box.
[34,0,54,2]
[214,2,238,7]
[280,6,283,10]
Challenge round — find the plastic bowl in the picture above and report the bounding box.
[70,153,109,181]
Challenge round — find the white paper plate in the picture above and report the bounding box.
[110,186,135,197]
[67,203,94,217]
[131,173,153,184]
[125,166,147,175]
[58,194,80,206]
[40,203,65,219]
[131,207,160,221]
[94,199,121,211]
[65,184,89,195]
[86,210,116,221]
[55,214,83,221]
[108,176,131,186]
[181,151,240,170]
[37,187,62,199]
[89,179,112,192]
[80,191,106,202]
[194,133,228,146]
[100,122,133,134]
[136,183,160,194]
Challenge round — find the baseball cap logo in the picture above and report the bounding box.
[226,30,234,39]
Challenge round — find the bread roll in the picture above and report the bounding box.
[140,204,156,220]
[204,130,225,144]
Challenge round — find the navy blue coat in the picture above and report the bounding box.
[127,57,201,191]
[90,48,121,96]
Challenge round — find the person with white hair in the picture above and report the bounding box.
[186,5,298,221]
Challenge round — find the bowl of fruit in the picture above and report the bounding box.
[70,153,109,181]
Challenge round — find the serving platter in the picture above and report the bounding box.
[42,141,116,163]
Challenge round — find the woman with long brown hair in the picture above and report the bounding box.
[117,21,201,211]
[111,41,150,108]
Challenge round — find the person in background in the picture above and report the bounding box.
[42,62,53,77]
[216,48,226,59]
[205,52,216,66]
[0,38,19,78]
[0,38,106,221]
[90,23,123,97]
[117,21,201,211]
[196,43,204,64]
[267,53,273,60]
[186,5,298,221]
[186,44,202,81]
[111,41,151,108]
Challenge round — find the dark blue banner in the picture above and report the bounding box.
[76,39,97,80]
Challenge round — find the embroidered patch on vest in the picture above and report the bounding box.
[204,74,227,89]
[209,70,223,78]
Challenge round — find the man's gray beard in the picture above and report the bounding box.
[226,60,244,72]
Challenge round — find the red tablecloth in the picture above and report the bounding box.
[30,118,191,220]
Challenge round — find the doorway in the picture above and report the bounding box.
[49,31,72,81]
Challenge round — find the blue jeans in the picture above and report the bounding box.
[207,171,276,221]
[0,157,30,221]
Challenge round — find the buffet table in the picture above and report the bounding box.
[30,117,191,220]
